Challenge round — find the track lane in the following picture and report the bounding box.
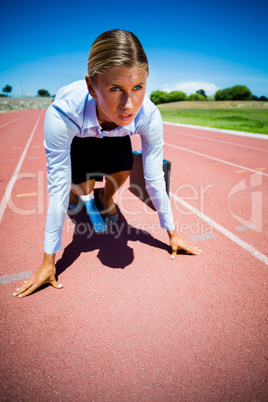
[1,111,268,401]
[160,124,268,257]
[165,141,268,176]
[0,111,43,222]
[0,110,31,129]
[170,192,268,266]
[0,111,47,278]
[0,110,44,200]
[1,113,267,271]
[164,122,268,145]
[164,127,268,153]
[164,126,268,174]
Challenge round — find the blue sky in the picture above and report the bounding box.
[1,0,268,98]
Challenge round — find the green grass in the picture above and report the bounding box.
[158,108,268,134]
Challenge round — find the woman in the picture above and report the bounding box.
[13,29,200,298]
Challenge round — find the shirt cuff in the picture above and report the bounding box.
[158,213,175,231]
[44,232,62,254]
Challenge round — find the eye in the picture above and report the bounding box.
[133,85,142,91]
[110,87,120,92]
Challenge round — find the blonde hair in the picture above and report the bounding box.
[87,29,149,82]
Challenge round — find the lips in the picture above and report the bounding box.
[118,113,134,121]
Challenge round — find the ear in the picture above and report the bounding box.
[85,75,97,98]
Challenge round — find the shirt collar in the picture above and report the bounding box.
[83,96,135,134]
[83,96,100,129]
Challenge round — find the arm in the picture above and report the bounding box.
[44,106,75,254]
[140,107,201,258]
[13,106,78,297]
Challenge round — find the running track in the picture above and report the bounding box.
[0,110,267,400]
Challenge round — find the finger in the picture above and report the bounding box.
[18,279,63,297]
[50,279,63,289]
[170,244,201,258]
[14,277,63,298]
[184,245,202,255]
[16,281,42,298]
[13,277,35,296]
[170,250,177,260]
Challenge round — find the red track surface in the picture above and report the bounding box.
[0,110,267,400]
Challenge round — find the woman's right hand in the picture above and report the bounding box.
[13,253,63,298]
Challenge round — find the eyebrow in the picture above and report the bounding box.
[106,82,145,87]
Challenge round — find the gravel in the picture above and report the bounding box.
[0,97,53,111]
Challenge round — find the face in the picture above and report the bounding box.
[85,66,148,129]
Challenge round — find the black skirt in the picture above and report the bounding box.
[71,135,134,184]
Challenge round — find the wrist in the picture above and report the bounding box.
[167,228,177,239]
[43,252,56,265]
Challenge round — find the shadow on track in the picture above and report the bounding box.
[56,206,170,275]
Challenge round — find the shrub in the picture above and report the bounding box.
[150,90,170,105]
[188,93,206,101]
[215,85,252,101]
[168,91,187,102]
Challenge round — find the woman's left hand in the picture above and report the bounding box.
[167,229,201,259]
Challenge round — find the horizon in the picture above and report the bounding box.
[1,0,267,98]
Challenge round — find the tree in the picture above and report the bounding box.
[196,89,207,98]
[3,85,12,96]
[37,89,51,97]
[150,90,169,105]
[215,85,252,101]
[259,95,268,101]
[188,93,206,101]
[168,91,187,102]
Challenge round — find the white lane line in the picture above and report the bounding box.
[170,192,268,266]
[190,233,217,242]
[164,127,268,153]
[235,224,257,232]
[0,270,32,285]
[0,111,43,223]
[0,113,28,129]
[165,142,268,177]
[163,121,268,140]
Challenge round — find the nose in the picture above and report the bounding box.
[121,93,133,111]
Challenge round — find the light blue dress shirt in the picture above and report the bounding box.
[44,80,175,254]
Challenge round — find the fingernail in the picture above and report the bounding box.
[13,293,17,296]
[171,256,175,260]
[58,284,63,288]
[18,294,22,298]
[16,288,20,291]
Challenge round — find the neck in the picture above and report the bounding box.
[99,121,118,131]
